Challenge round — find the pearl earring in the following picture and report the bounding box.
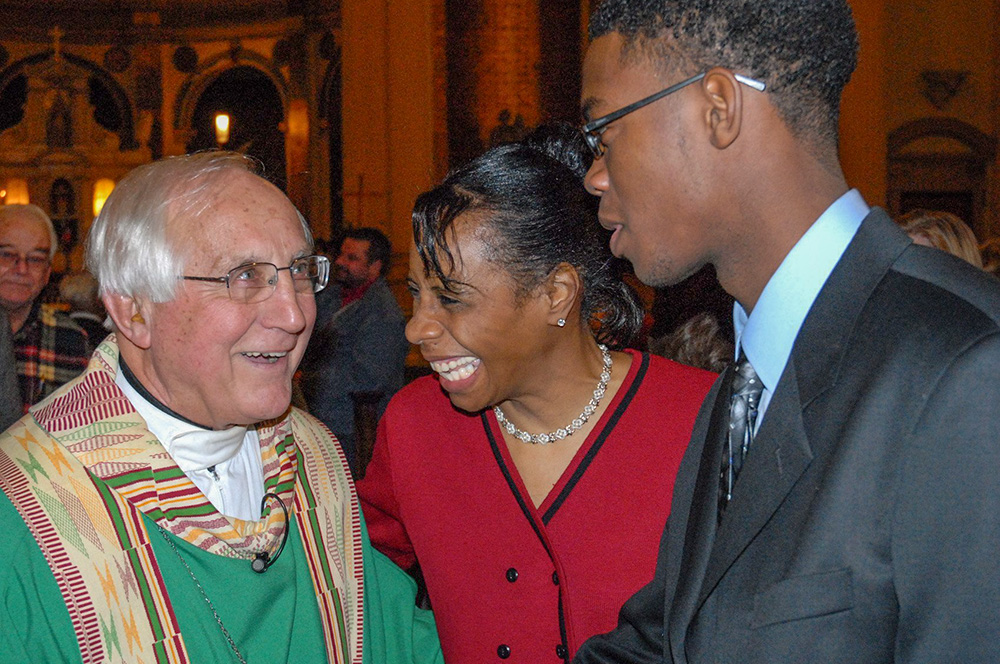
[557,318,566,328]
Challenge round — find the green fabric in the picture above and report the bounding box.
[3,489,86,664]
[0,492,442,664]
[360,511,444,664]
[147,516,329,664]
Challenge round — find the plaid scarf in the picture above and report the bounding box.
[13,302,89,411]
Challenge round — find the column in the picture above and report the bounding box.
[839,2,888,207]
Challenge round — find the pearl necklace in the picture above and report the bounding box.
[494,344,612,445]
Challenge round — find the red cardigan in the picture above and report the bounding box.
[358,350,716,664]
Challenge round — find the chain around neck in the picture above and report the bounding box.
[156,525,248,664]
[494,344,612,445]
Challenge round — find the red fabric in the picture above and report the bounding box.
[340,278,375,307]
[358,350,716,664]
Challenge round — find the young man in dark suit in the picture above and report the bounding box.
[575,1,1000,662]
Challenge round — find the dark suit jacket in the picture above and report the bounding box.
[575,208,1000,663]
[299,277,409,471]
[0,309,19,432]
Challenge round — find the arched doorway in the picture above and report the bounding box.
[0,52,140,151]
[187,65,286,188]
[887,118,996,239]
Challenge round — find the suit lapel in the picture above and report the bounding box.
[698,355,813,606]
[690,208,912,611]
[794,208,910,406]
[669,364,733,639]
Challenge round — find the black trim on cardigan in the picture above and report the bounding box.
[542,352,650,524]
[481,351,650,529]
[483,414,554,558]
[482,351,651,661]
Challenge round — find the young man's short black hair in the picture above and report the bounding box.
[589,0,859,149]
[342,227,392,277]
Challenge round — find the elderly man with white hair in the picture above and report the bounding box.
[0,203,89,410]
[0,153,442,664]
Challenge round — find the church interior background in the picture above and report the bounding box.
[0,0,997,336]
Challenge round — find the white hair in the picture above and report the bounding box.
[0,204,58,258]
[86,151,313,302]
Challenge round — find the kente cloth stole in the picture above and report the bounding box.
[0,336,364,664]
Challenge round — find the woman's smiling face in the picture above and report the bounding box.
[405,216,551,414]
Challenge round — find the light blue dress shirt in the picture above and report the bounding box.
[733,189,870,429]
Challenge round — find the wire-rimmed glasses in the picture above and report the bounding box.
[182,254,330,304]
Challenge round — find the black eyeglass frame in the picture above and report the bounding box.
[581,71,766,158]
[182,254,330,302]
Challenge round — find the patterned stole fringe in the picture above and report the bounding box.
[275,409,364,663]
[0,337,363,664]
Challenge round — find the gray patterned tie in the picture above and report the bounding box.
[719,353,764,515]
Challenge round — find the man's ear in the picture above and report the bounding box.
[701,67,744,150]
[544,263,582,326]
[366,259,383,282]
[103,294,152,350]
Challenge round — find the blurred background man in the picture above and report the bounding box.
[300,227,408,476]
[0,204,88,411]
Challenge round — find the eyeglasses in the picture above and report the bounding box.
[182,255,330,304]
[580,71,766,158]
[0,248,51,273]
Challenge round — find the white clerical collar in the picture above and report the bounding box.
[113,359,265,521]
[114,362,248,472]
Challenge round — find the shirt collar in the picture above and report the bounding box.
[115,360,248,472]
[118,357,206,427]
[340,277,376,306]
[734,189,869,393]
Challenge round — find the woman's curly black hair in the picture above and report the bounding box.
[411,122,643,349]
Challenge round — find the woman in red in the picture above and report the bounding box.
[358,125,716,663]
